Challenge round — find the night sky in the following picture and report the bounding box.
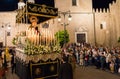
[0,0,55,11]
[92,0,116,10]
[0,0,18,11]
[0,0,116,11]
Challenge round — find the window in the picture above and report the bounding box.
[75,32,87,44]
[72,0,77,6]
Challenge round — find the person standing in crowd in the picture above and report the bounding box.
[110,60,115,73]
[118,55,120,73]
[0,56,3,79]
[113,56,119,73]
[75,46,79,65]
[11,52,16,74]
[84,52,89,66]
[58,56,73,79]
[79,51,84,66]
[106,52,112,70]
[94,53,101,69]
[68,50,76,72]
[100,53,106,70]
[88,48,93,65]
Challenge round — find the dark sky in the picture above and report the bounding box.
[92,0,116,10]
[0,0,116,11]
[0,0,55,11]
[0,0,18,11]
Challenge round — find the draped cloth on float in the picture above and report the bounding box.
[16,2,58,24]
[15,48,61,79]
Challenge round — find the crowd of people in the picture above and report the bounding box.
[0,43,120,79]
[59,42,120,78]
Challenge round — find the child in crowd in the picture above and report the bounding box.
[110,60,114,73]
[79,51,84,66]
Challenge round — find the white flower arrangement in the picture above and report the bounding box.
[24,42,61,55]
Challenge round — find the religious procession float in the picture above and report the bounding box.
[14,1,61,79]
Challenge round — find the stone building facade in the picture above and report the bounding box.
[0,0,120,47]
[55,0,120,47]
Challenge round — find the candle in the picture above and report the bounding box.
[26,29,28,39]
[48,31,50,45]
[39,34,41,45]
[44,29,46,45]
[37,32,39,45]
[33,31,35,45]
[52,30,55,45]
[50,32,52,45]
[47,31,49,44]
[53,29,55,45]
[45,29,47,45]
[35,31,37,45]
[31,29,33,44]
[39,28,43,45]
[46,29,47,45]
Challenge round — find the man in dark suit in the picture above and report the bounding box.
[58,56,73,79]
[11,51,16,74]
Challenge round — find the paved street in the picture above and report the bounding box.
[74,66,120,79]
[5,68,19,79]
[4,66,120,79]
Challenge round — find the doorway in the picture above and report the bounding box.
[75,32,87,44]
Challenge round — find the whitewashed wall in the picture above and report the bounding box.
[0,12,17,47]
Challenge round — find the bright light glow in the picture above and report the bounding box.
[58,16,61,22]
[68,14,72,21]
[7,25,11,30]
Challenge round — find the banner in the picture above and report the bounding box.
[16,2,58,23]
[27,2,58,17]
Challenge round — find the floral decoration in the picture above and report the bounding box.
[24,40,61,55]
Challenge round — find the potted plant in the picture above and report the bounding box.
[55,30,69,47]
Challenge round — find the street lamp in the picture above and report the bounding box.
[58,10,72,47]
[1,23,11,48]
[1,23,11,69]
